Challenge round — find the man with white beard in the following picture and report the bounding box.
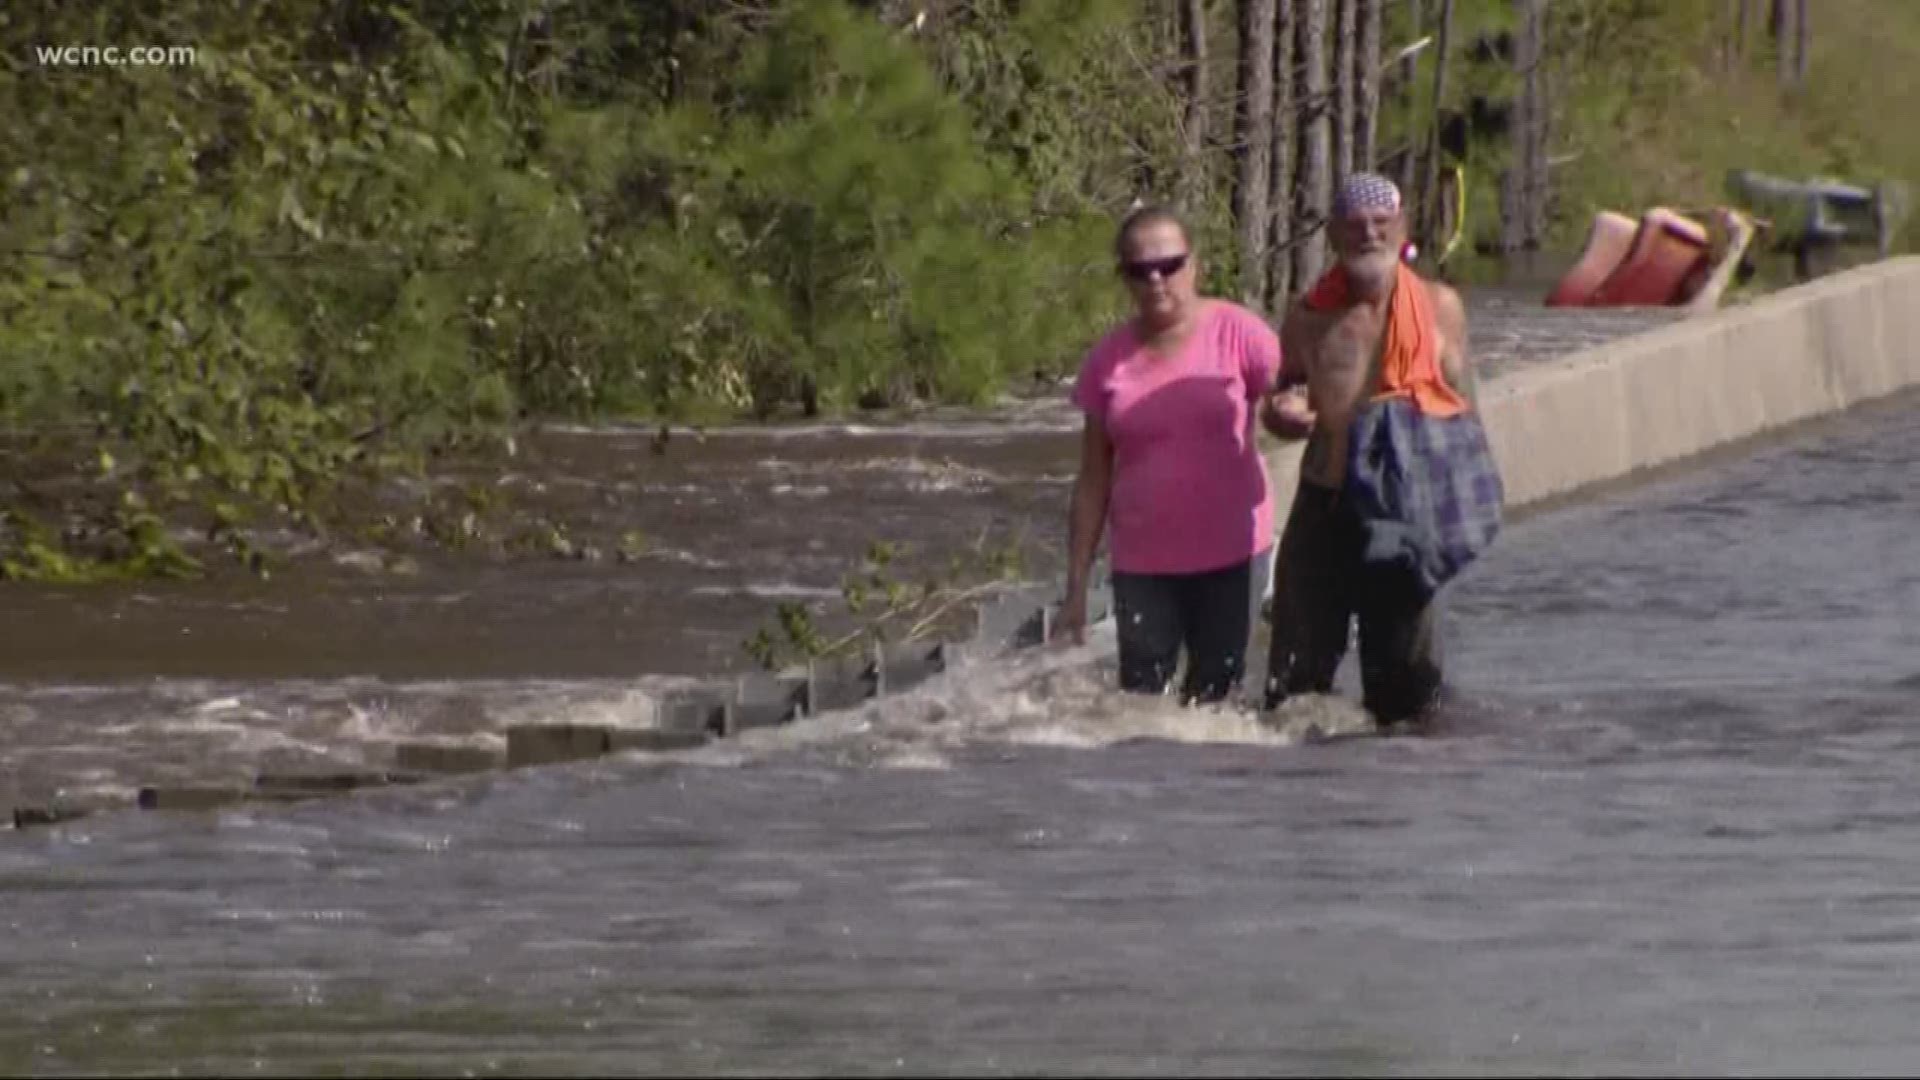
[1259,172,1501,728]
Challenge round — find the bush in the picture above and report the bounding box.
[0,0,1143,578]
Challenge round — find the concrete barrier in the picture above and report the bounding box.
[33,258,1918,826]
[507,724,615,768]
[137,786,253,812]
[656,687,730,737]
[395,742,504,774]
[877,640,949,695]
[253,771,425,800]
[609,728,711,753]
[1476,257,1920,508]
[806,653,879,714]
[13,806,91,830]
[729,673,808,735]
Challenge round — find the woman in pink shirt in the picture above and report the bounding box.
[1055,206,1283,704]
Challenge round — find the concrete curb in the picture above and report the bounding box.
[13,258,1920,830]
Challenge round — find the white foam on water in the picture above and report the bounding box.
[335,700,456,748]
[642,547,731,570]
[488,685,668,732]
[540,399,1080,441]
[0,625,1379,805]
[866,746,954,771]
[635,482,710,496]
[4,675,704,804]
[707,631,1378,768]
[689,583,841,601]
[757,456,1014,494]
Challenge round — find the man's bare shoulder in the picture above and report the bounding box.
[1422,278,1469,335]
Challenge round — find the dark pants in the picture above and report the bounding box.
[1263,482,1444,723]
[1111,557,1258,705]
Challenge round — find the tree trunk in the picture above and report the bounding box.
[1419,0,1454,252]
[1397,0,1423,199]
[1356,0,1381,171]
[1234,0,1278,305]
[1268,0,1297,307]
[1180,0,1210,210]
[1502,0,1546,253]
[1735,0,1754,61]
[1498,55,1523,246]
[1770,0,1792,89]
[1293,0,1332,287]
[1524,0,1549,248]
[1332,0,1355,182]
[1728,0,1743,70]
[1793,0,1809,87]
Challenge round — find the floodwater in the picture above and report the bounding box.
[9,315,1920,1075]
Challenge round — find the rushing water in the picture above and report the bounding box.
[0,294,1681,810]
[7,358,1920,1070]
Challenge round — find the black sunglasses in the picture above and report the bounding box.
[1121,253,1189,282]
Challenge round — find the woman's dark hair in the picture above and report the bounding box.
[1114,204,1191,262]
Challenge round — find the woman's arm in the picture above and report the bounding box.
[1058,415,1114,643]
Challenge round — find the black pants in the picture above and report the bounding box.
[1111,557,1257,705]
[1263,482,1444,723]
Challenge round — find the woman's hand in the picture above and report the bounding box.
[1052,586,1088,647]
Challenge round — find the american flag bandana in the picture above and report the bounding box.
[1334,172,1402,218]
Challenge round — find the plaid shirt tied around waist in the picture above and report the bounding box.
[1342,396,1505,601]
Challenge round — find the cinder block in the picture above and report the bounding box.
[657,687,728,737]
[12,806,90,830]
[806,655,877,714]
[937,637,980,669]
[137,786,252,812]
[395,742,503,774]
[253,771,424,800]
[971,587,1052,654]
[877,640,947,695]
[506,724,612,768]
[727,673,805,736]
[608,728,711,753]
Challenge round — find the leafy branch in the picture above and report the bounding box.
[742,529,1029,671]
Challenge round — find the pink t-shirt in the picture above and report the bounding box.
[1072,300,1282,575]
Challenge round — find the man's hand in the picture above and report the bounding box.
[1261,387,1317,440]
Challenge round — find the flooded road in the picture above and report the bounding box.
[14,308,1920,1075]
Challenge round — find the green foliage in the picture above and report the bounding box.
[0,0,1139,578]
[5,0,1914,581]
[609,0,1131,417]
[1428,0,1920,269]
[742,532,1029,672]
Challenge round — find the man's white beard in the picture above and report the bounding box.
[1341,252,1397,295]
